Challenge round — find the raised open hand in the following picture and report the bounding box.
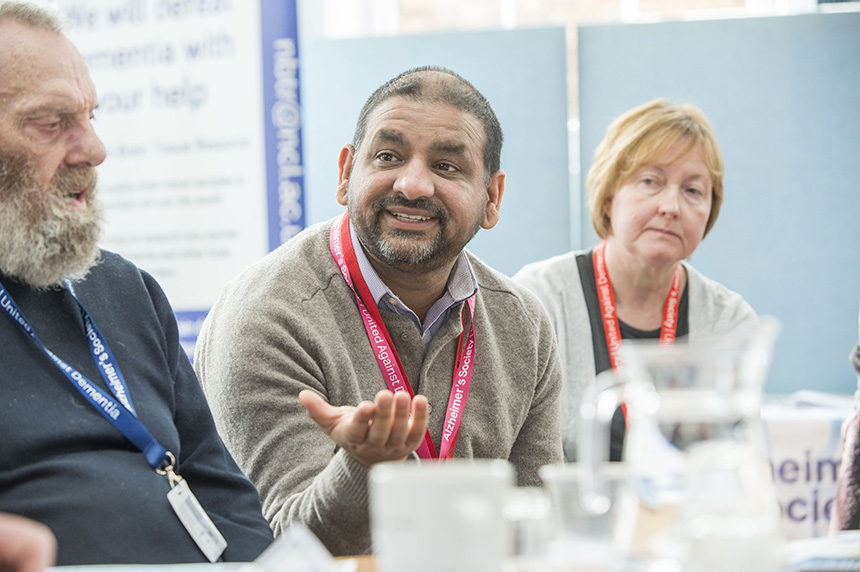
[298,389,429,467]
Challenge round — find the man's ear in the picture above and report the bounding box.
[336,144,354,206]
[481,170,505,230]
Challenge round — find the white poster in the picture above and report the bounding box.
[40,0,304,354]
[762,396,855,539]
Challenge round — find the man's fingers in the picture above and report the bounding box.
[366,390,395,445]
[341,401,374,443]
[298,389,337,431]
[0,514,56,572]
[302,388,428,466]
[385,391,412,448]
[300,389,373,442]
[405,394,430,450]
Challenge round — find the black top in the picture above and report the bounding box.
[576,251,690,461]
[0,251,273,564]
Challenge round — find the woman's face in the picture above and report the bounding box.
[604,140,712,267]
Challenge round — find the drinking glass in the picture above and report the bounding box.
[540,463,627,571]
[369,459,514,572]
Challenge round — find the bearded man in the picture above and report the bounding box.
[194,66,564,556]
[0,2,273,564]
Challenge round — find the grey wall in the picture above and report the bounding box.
[299,27,570,276]
[578,12,860,395]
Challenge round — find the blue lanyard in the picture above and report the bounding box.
[0,278,170,470]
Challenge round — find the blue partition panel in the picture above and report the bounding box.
[578,12,860,394]
[300,27,571,277]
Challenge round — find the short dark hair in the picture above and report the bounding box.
[352,66,503,181]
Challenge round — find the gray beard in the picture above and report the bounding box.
[0,153,103,289]
[370,224,446,269]
[348,194,483,275]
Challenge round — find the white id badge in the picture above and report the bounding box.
[166,478,228,562]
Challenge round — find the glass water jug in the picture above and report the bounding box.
[578,318,784,572]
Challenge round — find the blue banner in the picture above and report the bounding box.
[261,0,305,250]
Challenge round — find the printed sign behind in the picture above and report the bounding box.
[42,0,303,356]
[762,397,854,539]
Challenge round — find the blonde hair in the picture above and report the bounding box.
[586,98,724,239]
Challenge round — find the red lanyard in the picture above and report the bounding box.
[593,240,681,371]
[329,213,477,460]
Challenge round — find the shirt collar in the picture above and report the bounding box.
[348,221,478,330]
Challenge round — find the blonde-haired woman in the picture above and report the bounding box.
[514,99,757,462]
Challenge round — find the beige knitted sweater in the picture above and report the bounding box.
[194,218,563,556]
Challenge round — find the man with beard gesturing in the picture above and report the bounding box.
[194,66,564,556]
[0,2,274,564]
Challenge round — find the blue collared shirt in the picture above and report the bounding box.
[349,224,478,348]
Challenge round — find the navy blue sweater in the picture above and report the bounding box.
[0,251,273,564]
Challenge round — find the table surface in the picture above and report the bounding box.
[337,555,375,572]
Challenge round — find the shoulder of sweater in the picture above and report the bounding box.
[683,261,746,306]
[91,249,140,275]
[85,249,154,294]
[509,249,589,314]
[217,219,339,302]
[682,261,758,329]
[512,249,584,284]
[466,249,524,293]
[466,250,558,330]
[76,250,179,328]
